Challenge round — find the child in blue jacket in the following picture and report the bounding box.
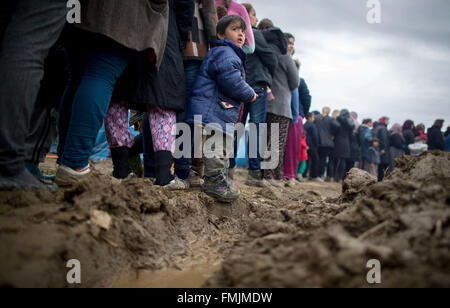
[186,15,257,202]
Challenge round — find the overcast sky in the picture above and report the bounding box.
[244,0,450,129]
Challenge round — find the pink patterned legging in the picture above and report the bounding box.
[104,101,176,152]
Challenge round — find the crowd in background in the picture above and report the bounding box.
[0,0,448,203]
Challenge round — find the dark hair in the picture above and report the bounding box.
[242,3,253,14]
[372,137,380,144]
[285,33,295,41]
[217,15,247,35]
[306,112,314,120]
[434,119,444,128]
[257,18,274,30]
[362,119,372,125]
[403,120,414,131]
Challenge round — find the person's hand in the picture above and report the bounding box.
[250,93,258,102]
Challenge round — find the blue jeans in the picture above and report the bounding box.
[0,0,68,175]
[60,45,132,168]
[230,88,268,171]
[174,61,201,180]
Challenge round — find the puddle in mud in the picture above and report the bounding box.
[113,263,222,288]
[113,240,223,288]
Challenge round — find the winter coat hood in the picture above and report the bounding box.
[261,27,288,55]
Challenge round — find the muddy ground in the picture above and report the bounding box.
[0,151,449,288]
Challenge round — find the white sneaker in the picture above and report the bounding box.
[164,177,190,191]
[55,165,91,187]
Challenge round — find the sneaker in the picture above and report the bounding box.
[285,179,297,187]
[312,177,324,183]
[164,176,190,191]
[267,179,284,188]
[187,170,204,188]
[245,170,267,187]
[296,174,305,182]
[0,169,50,191]
[202,173,240,203]
[25,162,56,185]
[55,165,91,187]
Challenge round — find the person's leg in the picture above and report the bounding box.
[174,61,201,180]
[203,133,239,202]
[57,43,84,164]
[148,106,176,186]
[247,89,268,172]
[0,0,67,189]
[283,119,303,180]
[263,113,276,181]
[60,46,132,169]
[230,104,249,170]
[274,117,291,180]
[104,101,136,179]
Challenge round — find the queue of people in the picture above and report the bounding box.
[0,0,447,204]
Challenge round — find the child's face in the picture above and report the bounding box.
[373,141,380,147]
[218,21,246,48]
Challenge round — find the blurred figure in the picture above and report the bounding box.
[444,127,450,152]
[348,111,361,171]
[332,109,355,183]
[374,116,391,181]
[261,23,300,187]
[402,120,416,155]
[415,123,428,144]
[367,138,381,178]
[316,107,340,181]
[388,123,406,174]
[304,113,320,181]
[427,119,445,151]
[358,119,374,173]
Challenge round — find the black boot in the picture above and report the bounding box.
[154,150,174,186]
[110,147,131,179]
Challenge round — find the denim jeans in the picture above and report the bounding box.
[60,45,132,168]
[174,61,201,180]
[0,0,67,176]
[229,88,268,171]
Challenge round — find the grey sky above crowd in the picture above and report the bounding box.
[247,0,450,129]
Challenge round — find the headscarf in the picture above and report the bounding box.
[350,111,360,133]
[379,117,389,126]
[390,123,403,135]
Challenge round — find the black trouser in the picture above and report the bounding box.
[0,0,68,176]
[318,147,333,178]
[333,158,347,181]
[307,147,320,179]
[378,163,389,182]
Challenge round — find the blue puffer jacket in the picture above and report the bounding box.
[186,40,255,136]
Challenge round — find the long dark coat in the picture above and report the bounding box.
[332,110,355,159]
